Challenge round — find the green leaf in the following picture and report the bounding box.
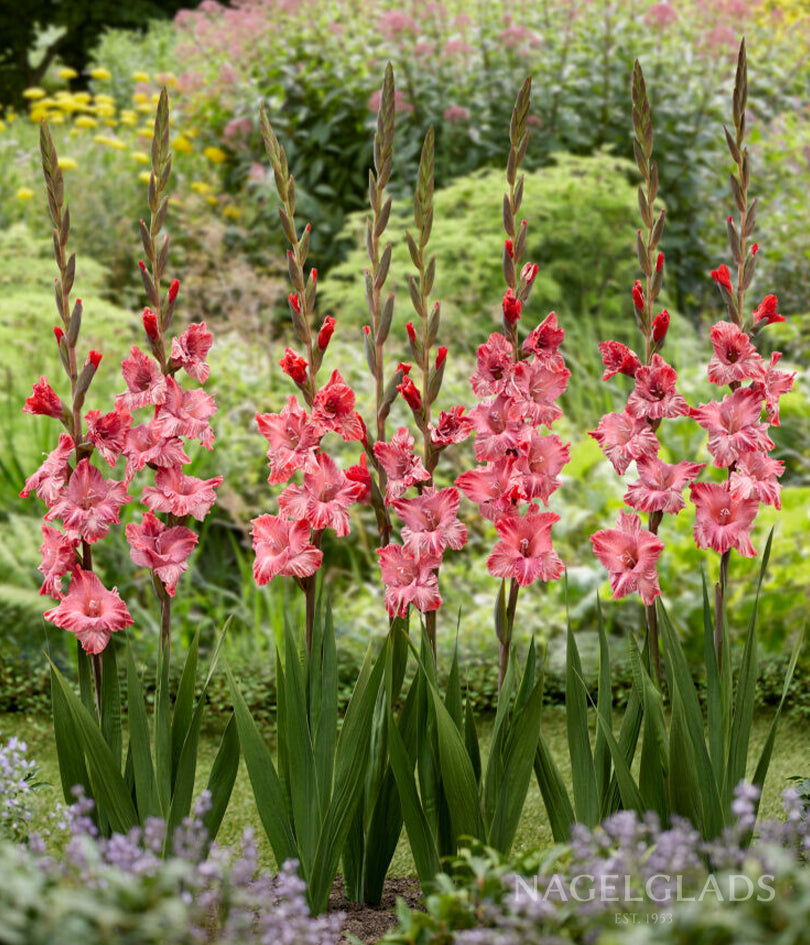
[100,644,122,770]
[49,659,137,832]
[228,667,297,866]
[534,732,575,842]
[703,572,725,785]
[566,624,598,825]
[154,637,171,817]
[629,639,668,819]
[203,714,240,842]
[312,598,337,819]
[171,630,199,790]
[49,661,91,806]
[76,646,95,717]
[593,599,612,807]
[464,693,481,786]
[593,704,645,816]
[125,643,158,821]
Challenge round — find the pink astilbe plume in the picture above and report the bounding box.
[590,512,665,606]
[43,567,133,655]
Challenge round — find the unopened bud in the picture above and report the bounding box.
[168,279,180,304]
[656,252,664,272]
[632,280,645,311]
[54,326,65,344]
[318,315,335,350]
[436,346,447,368]
[652,309,670,344]
[502,288,522,325]
[406,321,416,342]
[89,350,102,369]
[288,292,301,314]
[504,239,514,259]
[520,262,539,285]
[142,308,159,340]
[397,375,423,412]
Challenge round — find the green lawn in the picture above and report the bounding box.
[3,708,808,875]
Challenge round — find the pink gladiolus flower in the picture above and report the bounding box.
[513,430,570,504]
[142,465,223,520]
[690,481,759,557]
[598,341,641,380]
[373,427,431,502]
[589,410,660,474]
[311,370,364,441]
[626,354,690,420]
[429,406,473,447]
[510,360,569,427]
[376,544,442,618]
[251,514,323,584]
[487,507,564,586]
[126,511,199,596]
[522,312,565,367]
[43,567,133,654]
[456,457,524,521]
[392,486,467,555]
[279,347,308,385]
[707,321,765,386]
[123,423,190,479]
[753,352,796,426]
[20,432,74,505]
[38,525,78,599]
[170,322,213,382]
[590,511,665,605]
[502,288,522,324]
[345,454,372,504]
[470,333,515,397]
[46,458,131,543]
[24,377,65,419]
[117,346,168,411]
[692,387,774,468]
[469,393,524,461]
[256,396,318,484]
[623,456,706,515]
[752,294,784,327]
[729,451,784,509]
[155,377,216,448]
[277,452,363,536]
[85,406,133,467]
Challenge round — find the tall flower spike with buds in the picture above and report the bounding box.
[255,89,368,655]
[118,89,220,664]
[455,77,568,691]
[22,124,134,706]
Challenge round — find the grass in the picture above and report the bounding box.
[3,708,808,877]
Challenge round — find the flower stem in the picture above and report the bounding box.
[499,579,520,693]
[714,549,730,671]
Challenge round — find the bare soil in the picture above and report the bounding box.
[330,876,423,944]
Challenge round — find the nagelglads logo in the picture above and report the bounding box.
[512,873,776,904]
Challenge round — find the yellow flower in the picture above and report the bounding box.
[75,115,98,128]
[119,110,138,126]
[49,113,65,124]
[73,92,92,105]
[90,67,111,80]
[58,157,78,170]
[95,104,116,119]
[0,120,5,132]
[133,93,148,104]
[138,126,154,138]
[139,171,152,184]
[132,71,150,83]
[137,103,154,114]
[23,87,46,100]
[132,150,150,164]
[16,187,35,201]
[204,146,227,164]
[206,195,219,206]
[191,181,212,195]
[94,134,126,151]
[94,93,114,104]
[58,67,78,80]
[222,205,242,220]
[29,107,49,123]
[173,135,193,154]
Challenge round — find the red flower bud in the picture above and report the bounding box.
[406,321,417,342]
[656,252,664,273]
[138,260,147,272]
[397,375,422,411]
[397,362,411,376]
[279,347,308,384]
[751,243,759,257]
[711,264,733,292]
[54,326,65,344]
[652,309,670,343]
[142,308,159,340]
[310,268,318,285]
[520,262,539,285]
[88,350,103,369]
[752,294,784,326]
[632,280,645,311]
[318,316,336,349]
[168,279,180,304]
[504,239,514,259]
[288,292,301,314]
[502,288,522,325]
[436,346,447,368]
[362,324,371,336]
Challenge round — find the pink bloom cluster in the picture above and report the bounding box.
[252,343,368,585]
[456,312,570,587]
[119,297,220,600]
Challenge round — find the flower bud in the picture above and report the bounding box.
[652,309,670,344]
[656,252,664,272]
[752,294,784,326]
[317,316,335,350]
[711,264,733,292]
[520,262,539,285]
[288,292,301,314]
[502,288,522,325]
[54,326,65,345]
[405,321,416,342]
[89,350,103,369]
[504,239,514,259]
[397,375,423,411]
[168,279,180,304]
[751,243,759,257]
[436,346,447,368]
[142,307,159,340]
[279,347,308,384]
[632,280,645,312]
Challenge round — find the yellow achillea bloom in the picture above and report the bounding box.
[222,205,242,220]
[206,195,219,206]
[138,171,152,184]
[90,67,111,80]
[58,157,78,170]
[73,92,92,105]
[119,110,138,126]
[16,188,35,200]
[132,151,150,164]
[58,67,78,80]
[75,115,98,128]
[23,87,46,100]
[94,135,126,151]
[132,71,150,83]
[204,146,227,164]
[173,136,193,153]
[191,181,212,195]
